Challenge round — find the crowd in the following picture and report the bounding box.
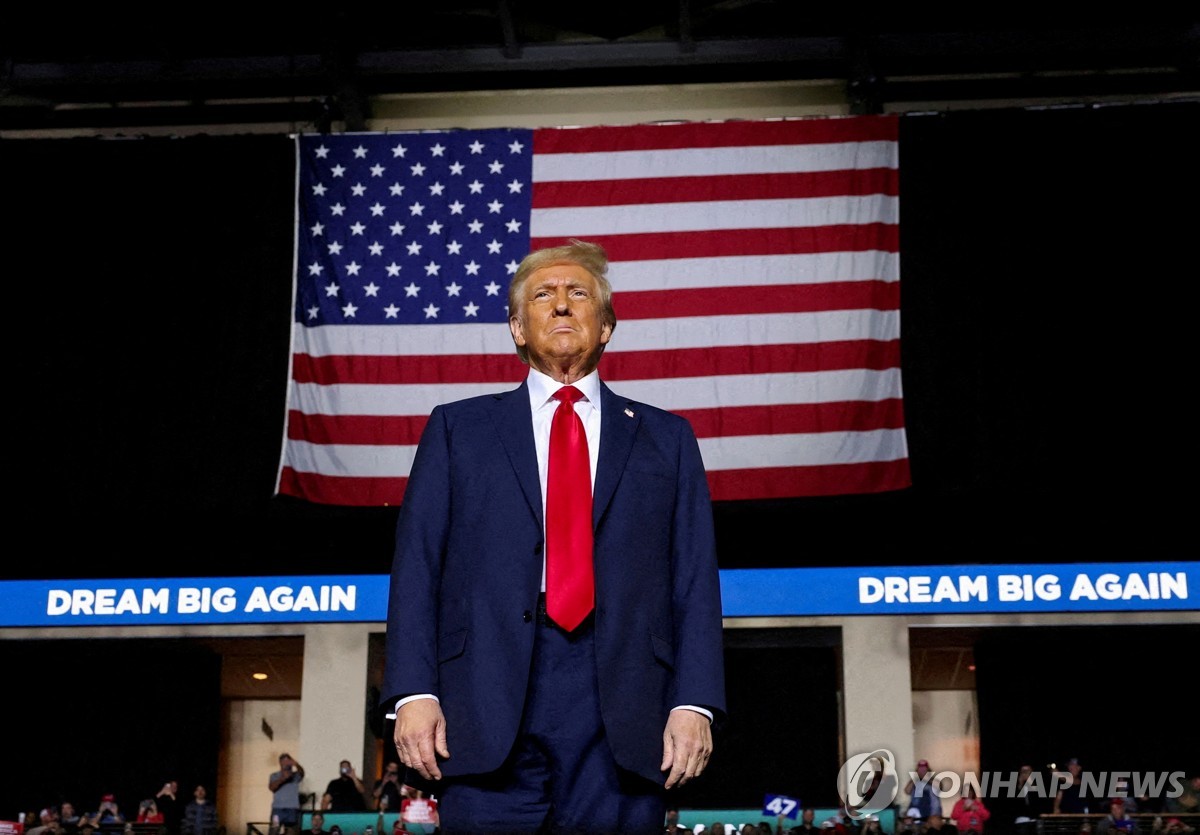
[15,783,219,835]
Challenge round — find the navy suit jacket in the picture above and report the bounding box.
[382,378,726,784]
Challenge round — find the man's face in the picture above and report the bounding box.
[510,263,611,379]
[803,809,815,823]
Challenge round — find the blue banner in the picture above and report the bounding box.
[0,562,1195,627]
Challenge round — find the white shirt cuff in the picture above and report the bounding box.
[385,693,439,719]
[672,704,714,723]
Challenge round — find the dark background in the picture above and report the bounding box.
[1,101,1197,815]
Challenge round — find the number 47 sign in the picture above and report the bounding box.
[763,795,800,819]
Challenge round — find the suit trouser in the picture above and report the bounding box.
[438,600,665,835]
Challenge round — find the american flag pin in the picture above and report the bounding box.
[624,408,635,418]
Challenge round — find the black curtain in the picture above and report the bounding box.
[0,638,222,816]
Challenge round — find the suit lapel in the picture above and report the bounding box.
[491,381,544,529]
[593,381,639,527]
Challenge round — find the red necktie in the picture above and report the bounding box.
[545,385,594,631]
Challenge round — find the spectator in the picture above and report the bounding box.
[992,764,1048,835]
[136,800,164,825]
[1165,774,1200,815]
[154,782,181,835]
[268,753,306,835]
[26,808,61,835]
[907,760,940,821]
[1055,759,1088,815]
[925,810,957,835]
[321,759,369,812]
[950,788,991,835]
[305,812,329,835]
[792,809,820,835]
[1095,799,1139,835]
[664,807,689,833]
[61,802,83,835]
[862,815,889,835]
[372,762,405,813]
[86,795,126,827]
[179,785,217,835]
[899,810,923,835]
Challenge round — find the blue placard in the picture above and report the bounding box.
[763,794,800,819]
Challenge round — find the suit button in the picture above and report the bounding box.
[523,610,533,623]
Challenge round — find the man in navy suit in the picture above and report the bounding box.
[382,238,726,835]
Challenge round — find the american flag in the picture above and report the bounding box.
[277,116,909,506]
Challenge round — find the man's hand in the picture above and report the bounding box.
[660,708,712,789]
[394,699,450,782]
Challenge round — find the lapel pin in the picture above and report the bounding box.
[624,408,635,418]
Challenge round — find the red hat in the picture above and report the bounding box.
[918,759,929,767]
[102,795,115,803]
[1110,798,1125,806]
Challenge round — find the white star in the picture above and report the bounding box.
[507,179,524,194]
[469,140,485,154]
[506,259,520,274]
[445,281,462,296]
[406,241,423,255]
[346,261,362,276]
[342,301,358,317]
[370,164,385,177]
[368,242,384,256]
[307,305,321,319]
[363,282,380,297]
[427,220,444,235]
[324,281,340,296]
[449,200,465,215]
[484,280,501,296]
[488,160,504,174]
[410,162,426,176]
[463,301,480,317]
[487,239,503,254]
[384,304,400,318]
[350,222,365,236]
[327,241,343,255]
[429,182,445,196]
[468,180,484,194]
[352,145,368,159]
[370,202,386,216]
[409,202,425,216]
[506,218,523,233]
[389,182,405,196]
[331,203,346,216]
[424,261,441,276]
[405,283,421,297]
[468,219,484,233]
[315,145,330,158]
[488,199,503,214]
[431,143,446,157]
[423,302,441,318]
[465,261,481,276]
[310,222,324,236]
[331,164,345,178]
[508,140,524,154]
[446,240,463,255]
[449,161,465,175]
[351,182,366,197]
[390,222,406,236]
[312,183,327,197]
[386,262,402,276]
[392,143,408,158]
[308,262,324,276]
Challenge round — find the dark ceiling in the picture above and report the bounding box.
[3,4,1197,132]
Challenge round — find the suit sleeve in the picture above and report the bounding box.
[667,418,727,723]
[381,405,452,708]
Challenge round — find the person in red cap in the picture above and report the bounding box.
[906,759,939,821]
[1095,798,1140,835]
[85,795,126,827]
